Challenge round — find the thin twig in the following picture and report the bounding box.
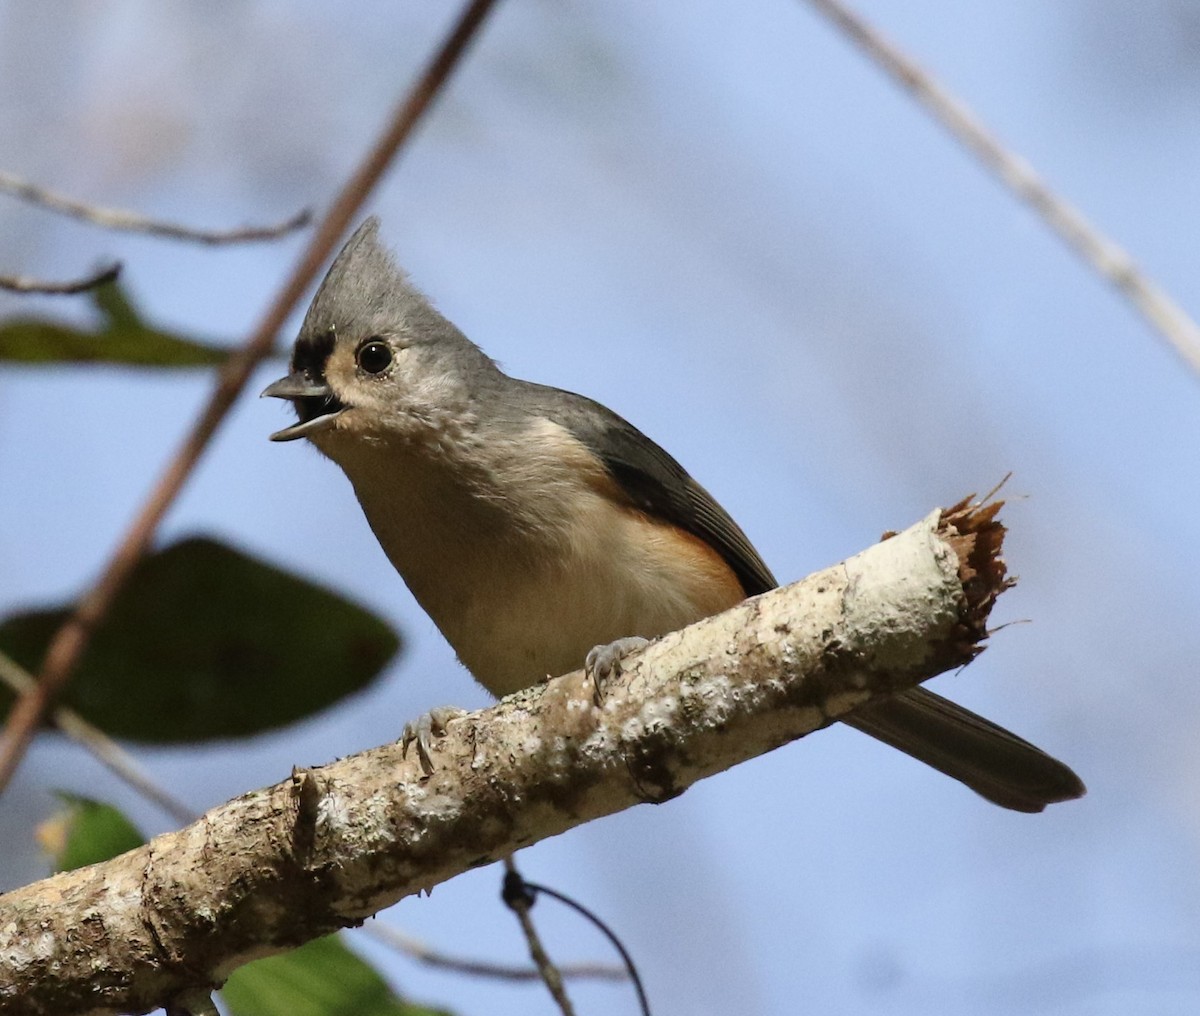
[361,921,627,983]
[0,649,195,825]
[516,880,651,1015]
[0,171,310,245]
[0,0,500,793]
[977,472,1014,507]
[502,857,577,1016]
[0,262,120,295]
[804,0,1200,376]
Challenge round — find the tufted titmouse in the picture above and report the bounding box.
[264,218,1084,813]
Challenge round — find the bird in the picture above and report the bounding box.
[263,217,1085,813]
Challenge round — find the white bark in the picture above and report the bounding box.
[0,500,1008,1016]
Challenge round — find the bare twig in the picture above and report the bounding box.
[0,262,120,295]
[0,649,195,826]
[804,0,1200,376]
[0,0,500,793]
[0,171,309,245]
[503,857,577,1016]
[361,921,627,983]
[509,878,652,1015]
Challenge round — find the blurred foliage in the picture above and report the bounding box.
[0,279,229,365]
[37,792,144,872]
[0,536,401,742]
[222,936,452,1016]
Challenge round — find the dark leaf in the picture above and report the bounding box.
[0,537,401,742]
[222,936,452,1016]
[91,278,143,332]
[0,279,228,366]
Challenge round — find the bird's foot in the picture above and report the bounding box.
[401,706,467,776]
[584,636,650,704]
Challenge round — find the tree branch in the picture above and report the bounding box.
[0,262,120,295]
[0,0,500,794]
[0,171,310,245]
[803,0,1200,377]
[0,500,1010,1016]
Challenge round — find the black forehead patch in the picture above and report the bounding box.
[291,328,336,376]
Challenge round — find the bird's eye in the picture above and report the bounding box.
[356,340,393,375]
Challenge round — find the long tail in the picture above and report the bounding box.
[842,686,1085,813]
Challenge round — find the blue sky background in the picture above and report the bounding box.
[3,2,1200,1014]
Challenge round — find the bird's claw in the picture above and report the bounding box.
[584,636,649,705]
[401,706,466,776]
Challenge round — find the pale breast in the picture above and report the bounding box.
[446,494,747,696]
[326,418,746,698]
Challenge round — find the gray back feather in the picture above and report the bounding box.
[515,380,778,597]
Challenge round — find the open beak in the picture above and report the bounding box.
[261,372,346,442]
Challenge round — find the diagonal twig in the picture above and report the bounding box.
[0,170,310,245]
[0,649,194,825]
[0,262,121,295]
[0,0,500,793]
[360,921,626,983]
[503,857,577,1016]
[804,0,1200,376]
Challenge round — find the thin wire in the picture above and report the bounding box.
[503,864,652,1016]
[502,858,577,1015]
[520,882,652,1016]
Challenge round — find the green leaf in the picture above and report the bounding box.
[0,279,228,366]
[38,792,146,872]
[222,935,451,1016]
[91,278,144,332]
[0,537,401,742]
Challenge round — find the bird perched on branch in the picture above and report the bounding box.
[264,218,1084,813]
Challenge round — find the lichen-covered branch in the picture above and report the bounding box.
[0,500,1009,1016]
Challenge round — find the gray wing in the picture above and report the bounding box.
[514,380,1084,812]
[517,381,777,596]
